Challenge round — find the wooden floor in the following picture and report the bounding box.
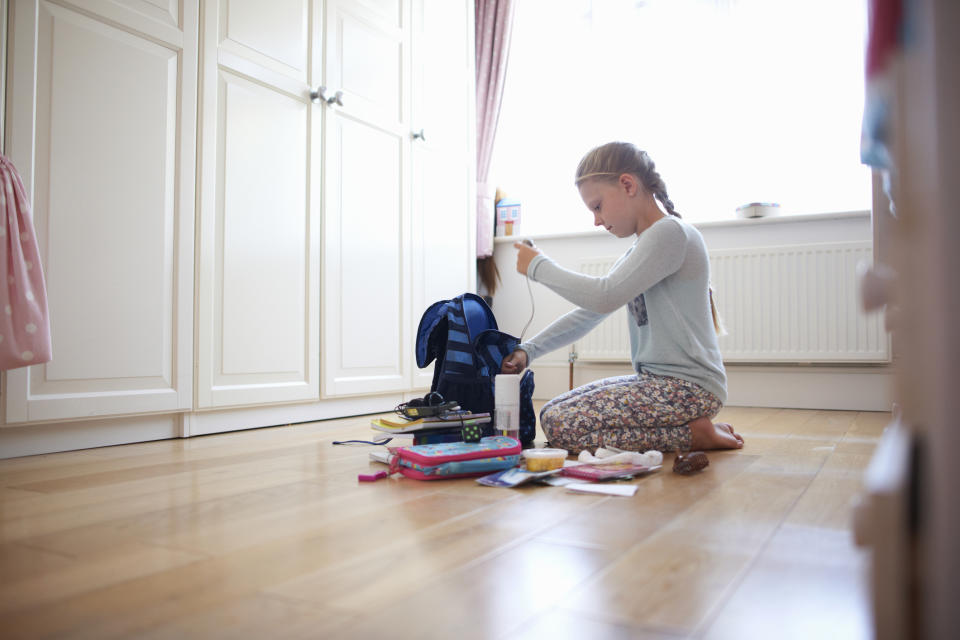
[0,406,886,639]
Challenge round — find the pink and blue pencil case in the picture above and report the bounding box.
[391,436,521,480]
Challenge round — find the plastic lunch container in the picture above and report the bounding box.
[521,448,569,472]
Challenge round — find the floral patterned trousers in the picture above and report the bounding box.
[539,372,723,454]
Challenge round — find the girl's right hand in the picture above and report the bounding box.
[501,349,528,374]
[513,242,541,276]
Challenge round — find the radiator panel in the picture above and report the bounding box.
[575,242,890,363]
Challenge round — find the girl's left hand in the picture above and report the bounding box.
[513,242,542,276]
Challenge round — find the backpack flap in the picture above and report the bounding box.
[474,329,519,373]
[460,293,498,338]
[416,294,497,371]
[415,299,453,369]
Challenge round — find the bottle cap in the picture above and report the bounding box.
[494,373,520,405]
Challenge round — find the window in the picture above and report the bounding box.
[490,0,872,235]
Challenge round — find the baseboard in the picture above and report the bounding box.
[0,414,180,459]
[183,394,404,436]
[528,362,894,412]
[0,393,410,459]
[724,365,893,411]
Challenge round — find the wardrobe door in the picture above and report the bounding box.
[195,0,322,408]
[322,0,412,396]
[3,0,197,423]
[409,0,476,389]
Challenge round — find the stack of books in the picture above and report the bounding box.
[371,410,493,444]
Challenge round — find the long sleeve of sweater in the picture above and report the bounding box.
[526,218,686,314]
[518,306,609,362]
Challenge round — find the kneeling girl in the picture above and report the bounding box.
[501,141,744,453]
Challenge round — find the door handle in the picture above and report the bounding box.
[310,86,344,107]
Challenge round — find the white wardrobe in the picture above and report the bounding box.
[1,0,476,458]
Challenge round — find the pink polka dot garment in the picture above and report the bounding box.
[0,154,52,370]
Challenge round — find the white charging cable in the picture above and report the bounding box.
[519,239,536,341]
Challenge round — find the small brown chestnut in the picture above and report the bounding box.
[673,451,709,474]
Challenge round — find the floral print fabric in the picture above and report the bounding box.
[540,372,722,454]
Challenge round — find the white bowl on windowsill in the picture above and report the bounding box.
[735,202,781,219]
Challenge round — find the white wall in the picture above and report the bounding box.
[489,210,893,411]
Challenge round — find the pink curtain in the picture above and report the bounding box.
[475,0,516,259]
[0,154,52,370]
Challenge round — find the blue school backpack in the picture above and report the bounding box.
[415,293,536,444]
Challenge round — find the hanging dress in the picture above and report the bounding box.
[0,154,52,370]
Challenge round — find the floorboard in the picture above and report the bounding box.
[0,406,886,639]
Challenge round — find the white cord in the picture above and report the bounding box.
[519,239,536,342]
[520,272,535,341]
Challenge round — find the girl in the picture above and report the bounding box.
[501,142,743,454]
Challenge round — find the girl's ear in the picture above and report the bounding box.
[619,173,640,196]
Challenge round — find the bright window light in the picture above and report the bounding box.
[490,0,872,235]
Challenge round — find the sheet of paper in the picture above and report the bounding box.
[542,475,578,487]
[566,482,638,497]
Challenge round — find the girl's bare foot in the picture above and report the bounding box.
[688,416,744,450]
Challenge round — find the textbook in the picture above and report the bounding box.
[560,462,661,481]
[371,412,491,434]
[372,409,492,428]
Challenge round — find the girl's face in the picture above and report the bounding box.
[578,175,641,238]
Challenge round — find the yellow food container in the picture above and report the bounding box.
[521,448,568,472]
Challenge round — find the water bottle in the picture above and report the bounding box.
[494,373,520,442]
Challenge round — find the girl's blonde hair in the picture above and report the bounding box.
[575,141,680,217]
[575,142,726,336]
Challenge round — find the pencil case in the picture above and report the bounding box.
[390,436,521,480]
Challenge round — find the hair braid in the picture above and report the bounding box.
[647,173,680,218]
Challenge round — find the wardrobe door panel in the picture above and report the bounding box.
[217,75,309,378]
[321,0,410,397]
[3,0,197,423]
[218,0,309,82]
[195,0,321,408]
[58,0,182,39]
[325,0,405,135]
[322,116,408,396]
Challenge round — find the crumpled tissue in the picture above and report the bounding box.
[577,445,662,467]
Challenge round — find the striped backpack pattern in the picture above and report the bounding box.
[416,293,536,444]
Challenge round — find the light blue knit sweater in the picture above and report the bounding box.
[519,216,727,404]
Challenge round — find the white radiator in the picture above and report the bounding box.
[576,241,891,364]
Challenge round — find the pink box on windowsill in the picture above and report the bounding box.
[495,200,521,236]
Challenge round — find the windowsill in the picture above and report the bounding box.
[492,209,870,244]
